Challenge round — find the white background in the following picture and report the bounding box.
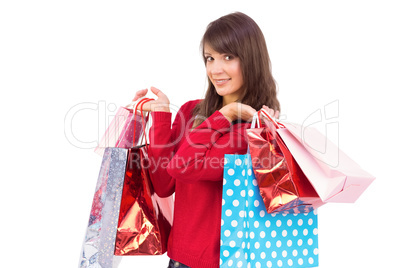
[1,1,401,267]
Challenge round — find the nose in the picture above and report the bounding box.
[209,60,224,75]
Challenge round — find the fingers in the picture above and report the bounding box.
[132,88,148,101]
[133,87,164,102]
[241,105,256,122]
[133,86,170,112]
[274,110,280,119]
[262,105,280,119]
[138,100,155,112]
[237,103,256,122]
[150,86,163,96]
[248,106,257,117]
[262,105,274,117]
[151,86,170,106]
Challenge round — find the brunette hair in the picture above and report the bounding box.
[192,12,280,127]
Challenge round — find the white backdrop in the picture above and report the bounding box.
[1,1,401,267]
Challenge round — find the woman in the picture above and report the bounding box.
[133,12,280,268]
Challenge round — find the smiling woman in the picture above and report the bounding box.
[131,12,280,268]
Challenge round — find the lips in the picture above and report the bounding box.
[214,78,231,86]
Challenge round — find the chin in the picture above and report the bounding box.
[215,88,236,97]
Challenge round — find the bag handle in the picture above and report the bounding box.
[132,98,154,148]
[251,109,284,129]
[251,112,260,129]
[116,98,151,147]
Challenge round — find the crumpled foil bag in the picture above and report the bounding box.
[79,147,128,267]
[247,122,324,214]
[114,145,174,255]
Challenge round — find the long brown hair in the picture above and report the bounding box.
[193,12,280,127]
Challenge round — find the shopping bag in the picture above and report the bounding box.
[277,121,375,203]
[79,147,128,268]
[220,154,319,268]
[247,111,324,213]
[253,109,375,203]
[114,99,174,255]
[114,145,173,255]
[80,98,173,267]
[94,102,148,156]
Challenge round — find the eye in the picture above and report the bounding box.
[205,56,214,62]
[224,55,234,60]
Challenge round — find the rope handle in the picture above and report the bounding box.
[116,98,155,148]
[116,98,148,147]
[132,98,154,148]
[251,109,285,129]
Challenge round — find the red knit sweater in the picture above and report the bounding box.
[148,100,250,268]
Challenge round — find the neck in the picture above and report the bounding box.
[222,96,238,106]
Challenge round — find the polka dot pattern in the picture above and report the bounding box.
[220,154,319,268]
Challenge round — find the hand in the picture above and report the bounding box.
[132,87,170,112]
[219,103,257,123]
[262,105,280,119]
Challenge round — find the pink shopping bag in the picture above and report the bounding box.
[275,120,375,203]
[94,101,148,156]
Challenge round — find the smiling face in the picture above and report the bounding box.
[204,43,244,105]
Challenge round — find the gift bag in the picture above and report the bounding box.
[277,121,375,203]
[94,102,148,156]
[247,111,324,213]
[251,109,375,204]
[220,154,319,268]
[80,98,173,267]
[79,147,128,267]
[114,98,174,255]
[114,145,174,255]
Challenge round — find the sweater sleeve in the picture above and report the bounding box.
[148,112,175,197]
[166,110,249,183]
[147,101,194,197]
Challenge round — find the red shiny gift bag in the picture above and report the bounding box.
[114,98,174,255]
[247,110,324,214]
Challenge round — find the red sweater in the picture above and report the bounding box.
[149,100,250,268]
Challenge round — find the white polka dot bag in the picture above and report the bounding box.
[220,154,319,268]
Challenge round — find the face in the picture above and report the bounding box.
[204,44,244,105]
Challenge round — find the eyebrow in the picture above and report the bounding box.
[204,51,234,56]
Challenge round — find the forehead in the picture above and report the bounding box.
[203,43,219,55]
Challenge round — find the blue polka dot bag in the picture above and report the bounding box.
[220,154,319,268]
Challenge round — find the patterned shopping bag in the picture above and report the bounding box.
[80,147,128,267]
[220,154,319,268]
